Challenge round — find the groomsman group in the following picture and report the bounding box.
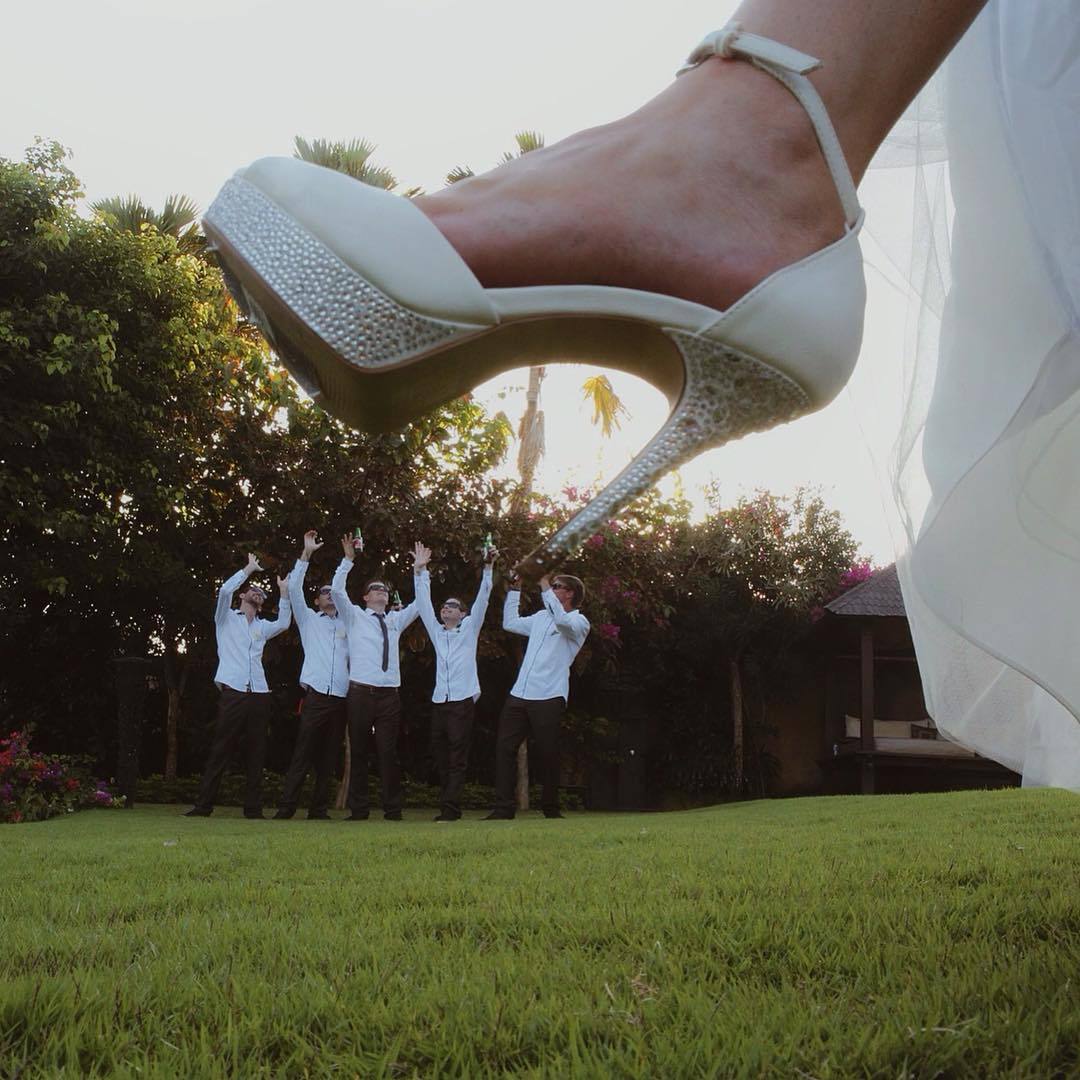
[185,532,589,821]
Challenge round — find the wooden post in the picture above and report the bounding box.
[860,622,876,794]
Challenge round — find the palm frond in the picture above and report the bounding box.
[157,194,200,236]
[92,194,154,232]
[293,136,399,189]
[581,374,630,438]
[445,165,475,185]
[513,130,545,155]
[92,193,204,254]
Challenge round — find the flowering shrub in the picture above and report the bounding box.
[0,729,124,824]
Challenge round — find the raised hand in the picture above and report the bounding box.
[412,542,431,571]
[302,530,323,559]
[277,575,289,595]
[484,545,500,566]
[245,553,263,574]
[341,534,356,562]
[538,574,552,592]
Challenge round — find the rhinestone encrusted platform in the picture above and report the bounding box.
[205,177,472,372]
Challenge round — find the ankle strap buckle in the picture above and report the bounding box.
[678,24,821,77]
[677,23,861,229]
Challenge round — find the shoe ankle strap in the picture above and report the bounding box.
[678,24,861,229]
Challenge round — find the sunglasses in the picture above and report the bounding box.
[317,587,333,595]
[366,584,389,593]
[552,583,574,592]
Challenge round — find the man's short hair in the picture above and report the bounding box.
[441,597,465,612]
[552,574,585,608]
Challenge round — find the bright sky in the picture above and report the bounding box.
[2,0,910,563]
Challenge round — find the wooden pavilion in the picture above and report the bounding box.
[818,564,1018,795]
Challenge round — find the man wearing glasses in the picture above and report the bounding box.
[413,541,499,822]
[332,536,424,820]
[186,553,292,819]
[485,573,589,820]
[274,531,351,820]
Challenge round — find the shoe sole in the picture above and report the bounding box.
[205,177,811,578]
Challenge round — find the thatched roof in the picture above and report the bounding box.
[825,564,906,618]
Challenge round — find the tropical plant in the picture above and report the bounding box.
[292,137,412,193]
[92,192,206,255]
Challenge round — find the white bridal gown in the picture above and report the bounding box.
[861,0,1080,788]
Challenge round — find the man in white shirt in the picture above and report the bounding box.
[414,542,498,822]
[485,573,589,820]
[332,536,423,821]
[274,531,350,820]
[186,554,292,819]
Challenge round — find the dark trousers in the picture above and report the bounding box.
[431,698,474,819]
[347,683,402,816]
[194,687,271,814]
[493,695,564,815]
[279,691,346,815]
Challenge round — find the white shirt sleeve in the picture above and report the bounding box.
[503,590,532,636]
[541,588,590,646]
[215,567,250,627]
[414,569,438,639]
[390,580,421,632]
[468,567,493,634]
[264,596,292,639]
[331,559,356,630]
[288,559,312,632]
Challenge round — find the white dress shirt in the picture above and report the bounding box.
[288,559,350,697]
[415,567,492,703]
[331,559,420,688]
[213,567,292,693]
[504,589,590,702]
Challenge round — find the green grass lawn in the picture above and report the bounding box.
[3,790,1079,1078]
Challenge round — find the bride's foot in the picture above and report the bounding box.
[415,57,849,314]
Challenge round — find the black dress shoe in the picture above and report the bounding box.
[346,813,369,821]
[383,811,403,821]
[243,810,265,820]
[306,812,331,820]
[543,810,565,819]
[273,809,295,820]
[482,811,515,821]
[433,814,460,822]
[183,807,212,817]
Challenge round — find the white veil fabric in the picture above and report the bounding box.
[859,1,1080,789]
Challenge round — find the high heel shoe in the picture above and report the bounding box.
[203,25,865,580]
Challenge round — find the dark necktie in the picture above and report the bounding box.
[373,612,389,671]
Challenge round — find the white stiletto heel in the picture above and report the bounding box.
[204,24,865,579]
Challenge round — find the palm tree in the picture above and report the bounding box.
[92,193,206,256]
[293,137,422,197]
[451,133,632,810]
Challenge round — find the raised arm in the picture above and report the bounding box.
[289,531,325,631]
[468,565,494,633]
[503,584,532,637]
[389,541,428,633]
[414,567,438,639]
[216,553,259,627]
[331,535,357,628]
[540,587,590,646]
[265,575,293,639]
[288,557,311,631]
